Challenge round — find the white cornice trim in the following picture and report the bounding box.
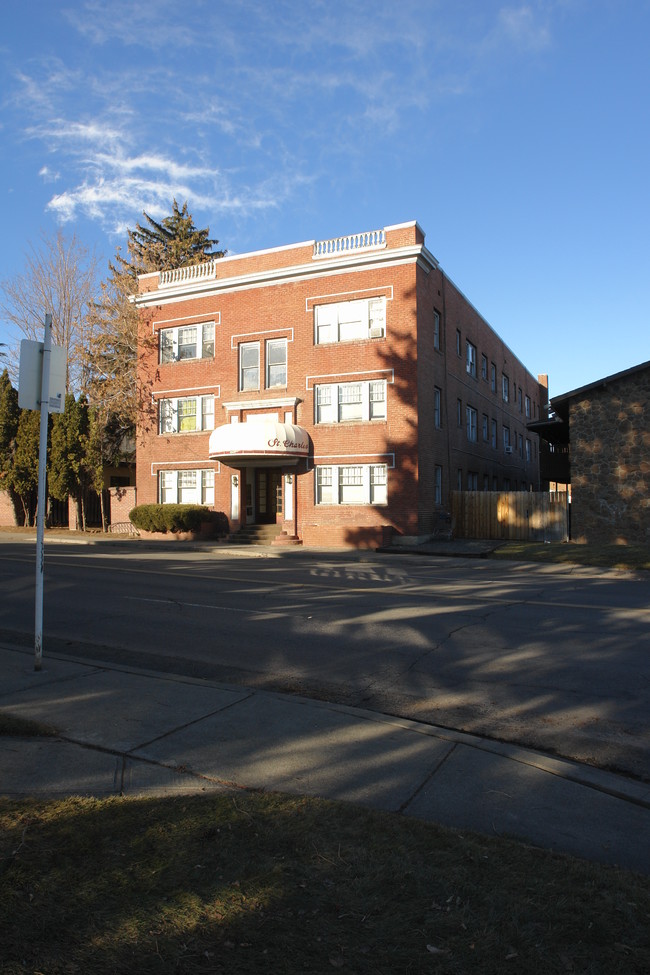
[135,244,438,308]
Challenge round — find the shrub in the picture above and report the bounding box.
[128,504,229,536]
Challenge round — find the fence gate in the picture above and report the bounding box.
[450,491,568,541]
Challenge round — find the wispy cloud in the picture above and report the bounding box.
[6,0,559,241]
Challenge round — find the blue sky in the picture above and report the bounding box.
[1,0,648,399]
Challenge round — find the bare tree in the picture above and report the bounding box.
[0,230,99,392]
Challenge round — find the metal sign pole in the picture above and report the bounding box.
[34,314,52,672]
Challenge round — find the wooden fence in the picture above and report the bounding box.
[450,491,568,541]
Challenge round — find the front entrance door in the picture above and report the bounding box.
[254,469,281,523]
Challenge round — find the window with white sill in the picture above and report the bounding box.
[159,469,214,505]
[158,395,215,434]
[315,464,388,505]
[315,380,386,424]
[159,322,215,363]
[315,297,386,344]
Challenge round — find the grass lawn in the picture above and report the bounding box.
[1,791,649,975]
[490,540,650,572]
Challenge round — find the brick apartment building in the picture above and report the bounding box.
[135,221,547,547]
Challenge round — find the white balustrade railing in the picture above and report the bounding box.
[313,228,386,258]
[159,260,219,287]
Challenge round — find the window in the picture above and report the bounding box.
[491,418,497,449]
[433,310,441,350]
[483,474,489,491]
[266,338,287,387]
[315,296,386,344]
[481,354,488,380]
[518,387,523,412]
[434,465,442,504]
[370,465,387,504]
[339,383,363,422]
[316,466,333,505]
[502,374,509,403]
[456,329,461,356]
[491,363,497,393]
[467,472,478,490]
[518,433,524,458]
[457,469,463,491]
[178,327,197,361]
[466,405,477,442]
[201,469,214,505]
[525,395,531,419]
[178,398,197,432]
[315,380,387,424]
[466,341,477,378]
[240,342,260,390]
[503,426,511,451]
[159,322,215,363]
[525,438,532,463]
[457,398,462,426]
[315,464,388,505]
[159,468,215,505]
[434,387,442,428]
[158,395,215,434]
[369,380,387,419]
[482,414,489,442]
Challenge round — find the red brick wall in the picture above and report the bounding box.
[0,489,18,526]
[109,486,137,524]
[136,223,544,547]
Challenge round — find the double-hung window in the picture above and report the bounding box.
[266,339,287,387]
[159,322,215,363]
[481,354,488,380]
[466,405,478,442]
[158,395,215,434]
[338,383,363,422]
[434,387,442,428]
[315,296,386,344]
[502,374,510,403]
[466,341,477,378]
[315,464,388,505]
[433,310,441,350]
[525,395,531,419]
[315,380,387,424]
[159,468,215,505]
[434,465,442,504]
[240,342,260,391]
[482,413,489,442]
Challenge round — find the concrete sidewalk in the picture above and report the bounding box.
[2,643,649,875]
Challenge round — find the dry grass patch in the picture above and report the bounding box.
[491,541,650,571]
[1,792,649,974]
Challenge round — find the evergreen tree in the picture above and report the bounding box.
[118,198,225,275]
[49,394,90,530]
[84,199,224,454]
[8,408,42,525]
[0,369,19,477]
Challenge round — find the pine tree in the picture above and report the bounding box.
[84,200,224,460]
[49,394,90,530]
[119,198,225,275]
[8,408,42,525]
[0,369,19,477]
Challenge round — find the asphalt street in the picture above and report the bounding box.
[1,539,649,780]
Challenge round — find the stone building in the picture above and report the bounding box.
[548,360,650,543]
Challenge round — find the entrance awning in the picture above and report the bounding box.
[208,420,310,469]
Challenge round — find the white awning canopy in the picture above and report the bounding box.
[209,420,310,469]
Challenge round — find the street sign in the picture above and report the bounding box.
[18,339,66,413]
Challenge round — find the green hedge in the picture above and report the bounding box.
[129,504,230,536]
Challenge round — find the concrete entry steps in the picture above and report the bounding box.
[227,523,302,546]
